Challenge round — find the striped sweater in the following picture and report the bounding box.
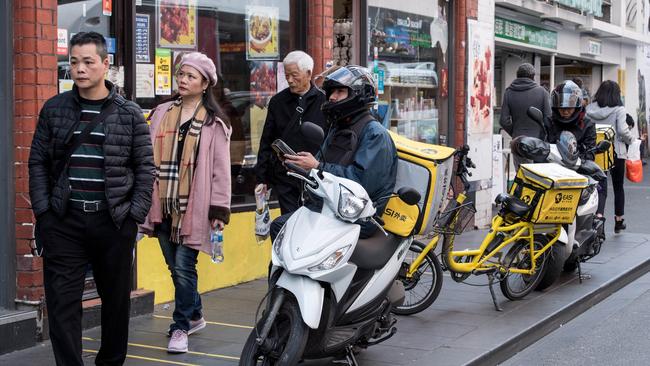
[68,97,106,203]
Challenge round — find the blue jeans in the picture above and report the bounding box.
[156,218,202,332]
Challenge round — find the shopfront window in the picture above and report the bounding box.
[367,0,450,145]
[57,0,122,95]
[134,0,299,209]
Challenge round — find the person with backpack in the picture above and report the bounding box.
[586,80,646,233]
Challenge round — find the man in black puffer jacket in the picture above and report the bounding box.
[28,32,154,366]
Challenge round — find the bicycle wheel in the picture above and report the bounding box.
[392,240,443,315]
[500,236,549,301]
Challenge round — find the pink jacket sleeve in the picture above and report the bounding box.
[208,118,232,224]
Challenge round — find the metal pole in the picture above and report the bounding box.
[550,53,556,89]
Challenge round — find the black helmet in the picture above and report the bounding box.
[321,65,376,122]
[551,81,583,124]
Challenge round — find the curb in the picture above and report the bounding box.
[465,243,650,366]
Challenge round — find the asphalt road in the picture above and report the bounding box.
[502,271,650,366]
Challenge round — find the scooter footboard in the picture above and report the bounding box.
[276,272,325,329]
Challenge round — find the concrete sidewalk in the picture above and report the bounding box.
[1,228,649,366]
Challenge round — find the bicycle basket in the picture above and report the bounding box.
[432,202,476,235]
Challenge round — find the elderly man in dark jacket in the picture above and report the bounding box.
[28,32,154,366]
[255,51,327,215]
[499,63,552,140]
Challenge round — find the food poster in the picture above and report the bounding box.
[155,48,172,95]
[246,5,279,60]
[157,0,197,49]
[136,63,156,98]
[250,61,277,108]
[466,19,494,182]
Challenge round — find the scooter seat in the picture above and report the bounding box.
[495,193,532,218]
[350,230,403,270]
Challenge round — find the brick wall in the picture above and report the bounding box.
[14,0,58,302]
[307,0,334,76]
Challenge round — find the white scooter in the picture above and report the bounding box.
[239,123,420,366]
[511,107,610,289]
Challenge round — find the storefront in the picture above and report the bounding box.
[332,0,452,145]
[53,0,452,304]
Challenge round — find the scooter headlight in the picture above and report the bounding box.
[308,245,351,272]
[338,185,367,220]
[273,226,286,261]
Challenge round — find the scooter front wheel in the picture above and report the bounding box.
[239,294,308,366]
[392,240,443,315]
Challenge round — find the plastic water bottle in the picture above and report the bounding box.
[210,229,224,263]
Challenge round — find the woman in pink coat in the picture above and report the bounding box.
[140,52,231,353]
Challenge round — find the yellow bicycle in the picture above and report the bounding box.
[394,146,573,313]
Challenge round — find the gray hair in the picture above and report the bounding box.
[283,51,314,73]
[516,63,536,79]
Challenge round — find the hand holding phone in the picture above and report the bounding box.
[272,139,297,160]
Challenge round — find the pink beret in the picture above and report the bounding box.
[179,52,218,87]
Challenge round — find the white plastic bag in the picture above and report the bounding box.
[254,184,272,243]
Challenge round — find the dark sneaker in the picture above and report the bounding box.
[167,329,188,353]
[614,219,626,234]
[188,317,206,335]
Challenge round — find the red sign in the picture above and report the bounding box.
[103,0,112,16]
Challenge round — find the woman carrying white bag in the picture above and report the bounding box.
[586,81,646,233]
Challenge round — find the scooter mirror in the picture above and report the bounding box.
[526,107,544,126]
[595,140,611,153]
[397,187,421,206]
[300,121,325,146]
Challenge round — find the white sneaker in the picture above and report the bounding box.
[167,329,188,353]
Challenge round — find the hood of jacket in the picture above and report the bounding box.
[585,102,618,121]
[508,77,538,92]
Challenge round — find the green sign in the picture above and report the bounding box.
[495,17,558,50]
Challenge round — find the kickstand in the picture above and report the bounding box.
[577,261,591,282]
[333,345,359,366]
[488,273,503,312]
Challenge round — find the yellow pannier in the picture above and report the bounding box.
[381,131,455,236]
[595,124,615,171]
[509,163,588,224]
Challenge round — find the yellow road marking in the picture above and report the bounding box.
[83,337,239,361]
[82,348,200,366]
[153,314,254,330]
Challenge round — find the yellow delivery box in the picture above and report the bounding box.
[509,163,588,224]
[381,131,456,236]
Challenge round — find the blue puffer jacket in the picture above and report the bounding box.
[318,115,398,237]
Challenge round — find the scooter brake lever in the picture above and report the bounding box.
[370,217,389,236]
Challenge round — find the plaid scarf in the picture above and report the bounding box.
[154,99,207,242]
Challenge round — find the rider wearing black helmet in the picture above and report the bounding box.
[282,65,398,238]
[549,80,597,161]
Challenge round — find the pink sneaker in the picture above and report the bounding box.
[188,317,206,335]
[167,329,188,353]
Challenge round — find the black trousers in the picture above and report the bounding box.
[270,174,302,215]
[41,208,137,366]
[597,157,626,216]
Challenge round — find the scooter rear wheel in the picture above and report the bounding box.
[239,294,308,366]
[392,240,443,316]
